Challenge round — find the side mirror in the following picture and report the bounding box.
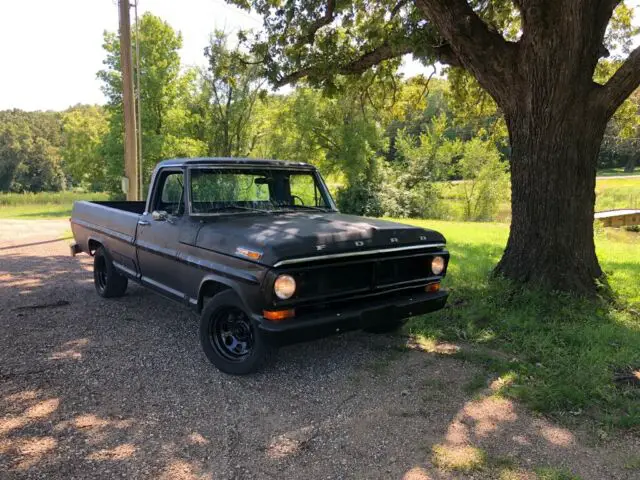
[152,210,168,221]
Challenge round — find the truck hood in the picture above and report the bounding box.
[194,212,446,267]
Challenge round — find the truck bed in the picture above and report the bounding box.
[89,201,146,214]
[71,201,145,259]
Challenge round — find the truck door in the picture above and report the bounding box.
[136,168,189,301]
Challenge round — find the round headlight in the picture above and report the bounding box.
[431,256,446,275]
[274,274,296,299]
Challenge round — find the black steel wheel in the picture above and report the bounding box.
[93,246,128,298]
[95,255,108,290]
[199,290,273,375]
[210,307,255,360]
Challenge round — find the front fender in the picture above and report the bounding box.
[195,272,264,315]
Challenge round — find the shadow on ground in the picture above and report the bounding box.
[1,236,637,479]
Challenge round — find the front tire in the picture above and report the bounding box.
[199,290,273,375]
[93,247,128,298]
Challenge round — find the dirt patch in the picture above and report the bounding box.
[0,220,638,479]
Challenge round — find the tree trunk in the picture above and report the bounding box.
[624,154,637,173]
[495,102,608,295]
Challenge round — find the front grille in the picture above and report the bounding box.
[281,249,446,305]
[295,263,373,298]
[376,255,432,287]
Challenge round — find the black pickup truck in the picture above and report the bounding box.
[70,158,449,374]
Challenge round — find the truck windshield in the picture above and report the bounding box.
[189,168,334,215]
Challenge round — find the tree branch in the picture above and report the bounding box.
[339,41,413,74]
[598,44,640,116]
[603,0,624,11]
[414,0,517,106]
[432,42,462,67]
[305,0,336,44]
[390,0,410,19]
[274,68,313,88]
[273,41,413,88]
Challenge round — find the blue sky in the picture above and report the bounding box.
[0,0,637,111]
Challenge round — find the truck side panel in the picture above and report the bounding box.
[176,240,269,313]
[70,201,141,277]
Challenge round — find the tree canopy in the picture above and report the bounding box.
[228,0,640,295]
[0,110,65,192]
[98,13,207,191]
[229,0,639,114]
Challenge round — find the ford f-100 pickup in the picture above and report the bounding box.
[70,158,449,374]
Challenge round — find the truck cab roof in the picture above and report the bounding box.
[157,157,315,169]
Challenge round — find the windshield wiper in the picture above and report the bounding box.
[281,205,331,212]
[206,205,272,214]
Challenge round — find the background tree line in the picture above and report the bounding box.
[0,12,638,222]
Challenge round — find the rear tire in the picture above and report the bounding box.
[93,247,128,298]
[199,290,273,375]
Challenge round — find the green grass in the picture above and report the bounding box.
[624,455,640,471]
[395,219,640,430]
[597,167,638,177]
[534,467,582,480]
[0,191,110,219]
[594,177,640,211]
[440,176,640,221]
[463,371,489,395]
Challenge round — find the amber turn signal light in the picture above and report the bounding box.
[263,309,295,321]
[425,282,440,293]
[235,247,263,260]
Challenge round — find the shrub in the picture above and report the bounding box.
[335,182,384,217]
[379,180,447,219]
[457,138,510,221]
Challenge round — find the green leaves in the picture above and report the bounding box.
[0,111,65,193]
[605,2,639,56]
[228,0,437,89]
[394,113,453,188]
[60,106,109,190]
[196,30,266,157]
[456,137,509,221]
[97,13,205,190]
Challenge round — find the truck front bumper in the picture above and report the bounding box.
[256,289,448,346]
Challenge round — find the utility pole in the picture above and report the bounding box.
[134,1,143,197]
[118,0,139,200]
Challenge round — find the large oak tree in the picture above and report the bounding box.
[230,0,640,295]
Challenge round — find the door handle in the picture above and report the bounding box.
[138,220,150,226]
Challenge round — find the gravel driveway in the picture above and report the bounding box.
[0,220,636,479]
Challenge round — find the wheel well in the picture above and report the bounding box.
[198,280,230,312]
[88,239,102,256]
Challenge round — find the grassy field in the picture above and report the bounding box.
[597,167,638,177]
[594,176,640,211]
[397,218,640,430]
[0,191,110,219]
[440,176,640,221]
